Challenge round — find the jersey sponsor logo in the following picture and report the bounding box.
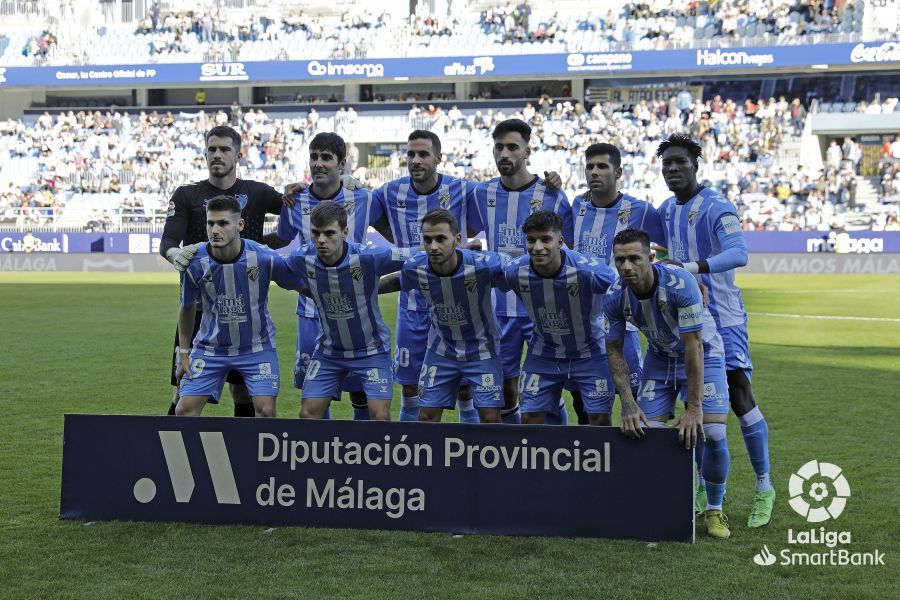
[434,302,468,326]
[246,266,260,281]
[670,240,687,261]
[703,381,727,406]
[617,208,631,225]
[216,293,247,323]
[475,372,502,393]
[498,224,523,252]
[721,214,742,235]
[537,307,571,335]
[322,292,355,320]
[251,362,278,382]
[366,367,389,385]
[580,233,608,257]
[407,221,422,244]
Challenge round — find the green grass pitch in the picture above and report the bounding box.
[0,272,897,599]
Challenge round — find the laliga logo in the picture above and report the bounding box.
[132,431,241,505]
[788,460,850,523]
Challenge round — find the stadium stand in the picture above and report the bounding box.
[2,93,897,233]
[0,0,881,67]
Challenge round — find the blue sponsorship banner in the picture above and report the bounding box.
[60,414,695,542]
[744,231,900,254]
[4,231,899,253]
[2,41,898,88]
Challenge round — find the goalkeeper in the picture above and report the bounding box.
[159,125,287,416]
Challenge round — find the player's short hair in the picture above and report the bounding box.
[205,126,242,151]
[655,133,703,164]
[613,228,651,252]
[309,132,347,163]
[311,200,347,229]
[522,210,563,235]
[421,208,459,235]
[492,118,532,142]
[585,143,622,169]
[206,195,241,215]
[408,130,442,154]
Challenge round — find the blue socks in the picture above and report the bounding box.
[702,423,730,510]
[399,394,420,422]
[739,406,771,485]
[543,399,568,426]
[458,399,480,424]
[351,403,370,421]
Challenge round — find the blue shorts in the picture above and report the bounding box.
[295,315,363,392]
[303,352,393,401]
[498,315,533,379]
[638,351,730,419]
[720,322,753,378]
[393,307,432,385]
[418,349,504,409]
[180,349,280,402]
[623,327,644,396]
[520,353,615,415]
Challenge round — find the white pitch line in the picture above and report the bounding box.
[749,312,900,323]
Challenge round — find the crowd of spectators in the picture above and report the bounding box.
[2,0,880,68]
[2,95,898,232]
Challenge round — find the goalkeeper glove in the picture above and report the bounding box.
[165,243,201,272]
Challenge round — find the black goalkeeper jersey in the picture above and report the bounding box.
[159,178,282,257]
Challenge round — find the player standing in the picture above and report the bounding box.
[160,125,284,417]
[655,134,774,527]
[603,228,732,539]
[373,130,484,423]
[174,196,296,418]
[274,132,385,420]
[496,211,616,425]
[284,202,410,421]
[569,143,665,425]
[380,209,504,423]
[468,119,574,424]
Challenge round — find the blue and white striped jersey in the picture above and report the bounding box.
[603,263,723,359]
[572,192,665,264]
[276,185,380,318]
[468,176,573,317]
[284,241,410,359]
[496,249,616,359]
[374,174,475,312]
[658,187,748,328]
[181,240,295,356]
[400,249,504,361]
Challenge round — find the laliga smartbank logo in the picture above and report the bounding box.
[752,461,885,567]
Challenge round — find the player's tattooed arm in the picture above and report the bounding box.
[607,338,647,439]
[377,272,401,294]
[676,330,706,450]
